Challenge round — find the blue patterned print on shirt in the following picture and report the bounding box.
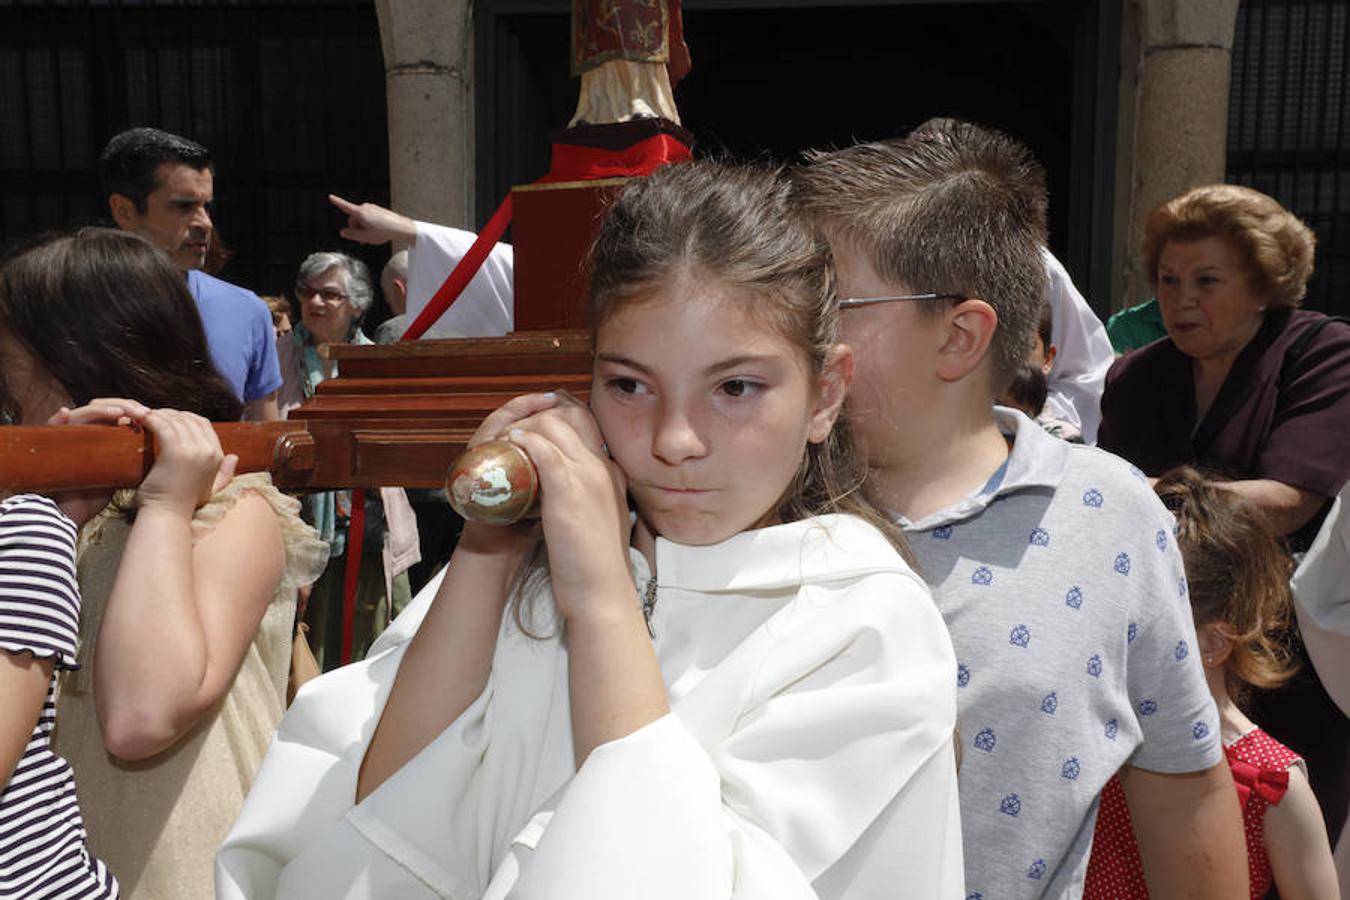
[1127,622,1138,643]
[1010,624,1031,648]
[1114,552,1131,575]
[1105,718,1119,740]
[974,728,996,752]
[932,525,953,540]
[1083,488,1104,508]
[1065,586,1083,609]
[1086,654,1102,677]
[1041,691,1058,715]
[1178,576,1187,597]
[1029,527,1049,546]
[1129,465,1146,480]
[1193,721,1210,740]
[1061,757,1081,780]
[1175,640,1189,661]
[1155,529,1168,550]
[957,663,970,688]
[1139,699,1158,716]
[1000,794,1022,816]
[972,566,994,586]
[966,894,984,900]
[1028,859,1047,879]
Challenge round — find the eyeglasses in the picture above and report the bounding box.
[840,292,964,309]
[295,283,349,304]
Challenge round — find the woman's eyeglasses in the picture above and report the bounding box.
[295,283,349,304]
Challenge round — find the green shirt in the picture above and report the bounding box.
[1106,298,1166,353]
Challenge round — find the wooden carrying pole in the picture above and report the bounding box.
[0,332,593,495]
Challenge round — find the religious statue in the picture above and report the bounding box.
[569,0,691,126]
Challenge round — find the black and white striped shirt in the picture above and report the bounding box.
[0,495,118,899]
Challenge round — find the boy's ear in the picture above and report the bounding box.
[935,298,999,383]
[1041,343,1058,377]
[108,193,139,231]
[808,343,854,444]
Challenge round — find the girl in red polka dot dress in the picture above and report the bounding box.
[1084,467,1339,899]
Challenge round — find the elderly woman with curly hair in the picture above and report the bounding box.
[1099,184,1350,549]
[1099,185,1350,859]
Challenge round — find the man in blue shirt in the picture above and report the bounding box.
[100,127,281,420]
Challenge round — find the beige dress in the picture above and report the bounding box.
[54,473,328,899]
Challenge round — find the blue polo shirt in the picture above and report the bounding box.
[186,269,282,406]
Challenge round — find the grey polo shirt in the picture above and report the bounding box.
[900,408,1222,900]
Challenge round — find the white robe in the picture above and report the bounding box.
[216,514,964,899]
[1291,483,1350,717]
[1289,483,1350,898]
[1041,249,1115,445]
[404,222,515,340]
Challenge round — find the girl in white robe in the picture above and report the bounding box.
[217,160,965,899]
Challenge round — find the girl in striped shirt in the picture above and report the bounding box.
[0,493,117,899]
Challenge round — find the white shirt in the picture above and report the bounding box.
[1041,249,1115,445]
[216,514,964,899]
[1292,483,1350,717]
[405,222,515,339]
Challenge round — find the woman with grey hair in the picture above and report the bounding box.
[276,250,374,414]
[290,251,373,365]
[276,251,415,668]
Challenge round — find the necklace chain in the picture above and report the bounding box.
[641,577,658,637]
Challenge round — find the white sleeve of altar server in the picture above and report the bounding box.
[404,220,515,339]
[1041,248,1115,444]
[1292,484,1350,716]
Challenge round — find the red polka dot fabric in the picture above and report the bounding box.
[1082,728,1300,899]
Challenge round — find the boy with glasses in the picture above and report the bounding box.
[794,119,1247,899]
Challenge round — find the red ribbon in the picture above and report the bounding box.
[400,197,516,342]
[1229,758,1289,808]
[339,486,366,665]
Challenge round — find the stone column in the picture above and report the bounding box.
[1121,0,1241,307]
[375,0,474,229]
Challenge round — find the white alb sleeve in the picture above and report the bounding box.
[1292,485,1350,716]
[406,220,515,339]
[1041,248,1115,444]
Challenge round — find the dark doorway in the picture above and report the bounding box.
[0,0,390,299]
[477,0,1120,313]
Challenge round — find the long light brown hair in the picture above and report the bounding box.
[1155,467,1299,704]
